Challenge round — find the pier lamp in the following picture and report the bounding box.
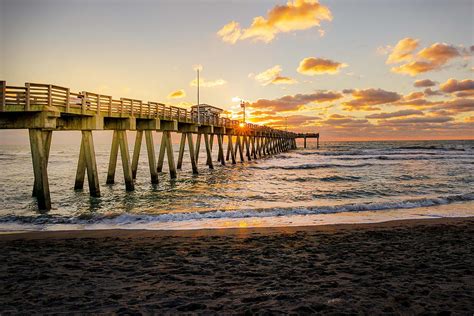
[193,64,203,124]
[232,97,246,126]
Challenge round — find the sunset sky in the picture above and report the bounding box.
[1,0,473,140]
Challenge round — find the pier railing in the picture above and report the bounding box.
[0,81,278,133]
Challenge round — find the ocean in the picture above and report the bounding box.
[0,138,473,231]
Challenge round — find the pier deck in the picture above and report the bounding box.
[0,81,318,210]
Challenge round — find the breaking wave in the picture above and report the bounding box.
[1,193,472,227]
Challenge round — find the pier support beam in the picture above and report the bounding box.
[235,135,244,162]
[195,133,201,164]
[217,134,225,166]
[226,135,236,164]
[177,132,198,174]
[187,133,198,174]
[145,130,159,184]
[304,137,307,149]
[204,133,214,169]
[176,133,186,170]
[131,130,143,179]
[74,130,101,197]
[29,129,52,211]
[243,135,251,161]
[106,130,134,191]
[157,131,177,179]
[32,130,52,197]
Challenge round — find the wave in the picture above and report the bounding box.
[250,163,375,170]
[396,146,466,151]
[1,193,473,227]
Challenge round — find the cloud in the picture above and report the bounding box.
[216,21,242,44]
[423,88,443,96]
[251,114,320,128]
[439,78,474,93]
[366,109,424,119]
[435,98,474,113]
[381,116,454,124]
[253,65,297,85]
[217,0,332,44]
[343,88,402,111]
[167,89,186,99]
[389,41,463,76]
[404,91,424,100]
[413,79,436,88]
[189,78,227,88]
[297,57,347,75]
[386,37,419,64]
[271,76,298,85]
[250,90,343,112]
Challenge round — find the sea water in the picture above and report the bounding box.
[0,137,473,231]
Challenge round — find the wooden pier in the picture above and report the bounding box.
[0,81,318,210]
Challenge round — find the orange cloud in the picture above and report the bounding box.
[217,0,332,44]
[386,37,419,64]
[250,91,343,112]
[189,78,227,88]
[343,88,402,111]
[413,79,436,87]
[253,65,297,85]
[404,91,424,100]
[167,89,186,99]
[297,57,347,75]
[388,40,463,76]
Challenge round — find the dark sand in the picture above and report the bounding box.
[1,217,473,314]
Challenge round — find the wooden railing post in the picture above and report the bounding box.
[65,88,70,113]
[108,96,112,116]
[0,81,5,111]
[130,100,134,117]
[81,92,86,114]
[97,94,101,115]
[25,83,31,111]
[47,85,52,108]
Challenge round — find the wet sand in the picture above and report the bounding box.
[1,217,473,314]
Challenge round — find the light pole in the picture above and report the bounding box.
[240,100,246,124]
[193,64,203,124]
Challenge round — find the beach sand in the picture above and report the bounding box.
[1,217,473,314]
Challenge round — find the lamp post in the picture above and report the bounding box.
[193,64,203,124]
[240,100,246,124]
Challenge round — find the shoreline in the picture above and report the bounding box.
[1,199,473,236]
[1,215,473,240]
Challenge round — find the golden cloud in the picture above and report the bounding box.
[386,37,419,64]
[387,40,463,76]
[167,89,186,99]
[404,91,424,100]
[343,88,402,111]
[297,57,347,75]
[217,0,332,44]
[253,65,297,85]
[189,78,227,88]
[250,90,343,112]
